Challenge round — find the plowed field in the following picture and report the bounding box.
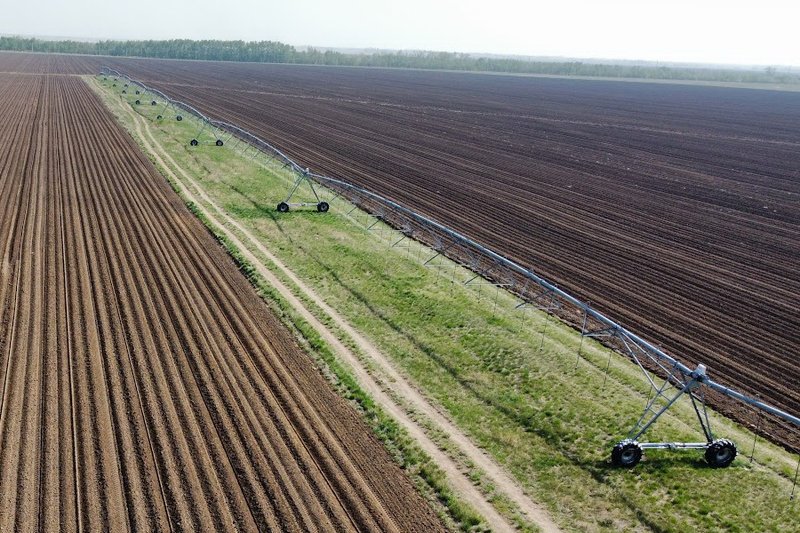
[91,57,800,443]
[0,71,442,531]
[3,51,797,444]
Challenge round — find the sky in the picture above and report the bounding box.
[1,0,798,66]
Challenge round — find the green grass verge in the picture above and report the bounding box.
[93,76,800,532]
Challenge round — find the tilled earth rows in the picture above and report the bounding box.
[0,72,443,532]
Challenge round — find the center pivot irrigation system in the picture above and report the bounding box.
[100,68,800,473]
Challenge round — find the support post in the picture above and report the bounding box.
[576,307,589,368]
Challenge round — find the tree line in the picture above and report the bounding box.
[2,36,798,85]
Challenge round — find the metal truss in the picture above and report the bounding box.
[276,169,328,213]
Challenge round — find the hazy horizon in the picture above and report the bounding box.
[2,0,798,67]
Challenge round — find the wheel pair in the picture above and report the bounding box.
[611,438,737,468]
[151,101,157,106]
[135,100,140,105]
[156,115,163,120]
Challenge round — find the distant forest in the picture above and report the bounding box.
[2,36,798,85]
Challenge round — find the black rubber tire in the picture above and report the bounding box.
[611,440,643,468]
[135,100,140,105]
[135,90,140,95]
[151,101,157,106]
[190,139,199,146]
[215,139,224,146]
[176,115,183,121]
[277,202,290,213]
[705,439,737,468]
[317,202,330,213]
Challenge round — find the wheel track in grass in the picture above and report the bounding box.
[115,79,562,533]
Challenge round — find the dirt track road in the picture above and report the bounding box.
[0,73,444,531]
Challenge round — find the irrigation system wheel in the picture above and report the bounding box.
[190,139,199,146]
[176,115,183,121]
[151,100,157,106]
[156,115,163,120]
[121,90,126,94]
[316,202,330,213]
[277,202,290,213]
[215,139,224,146]
[705,439,737,468]
[135,90,140,95]
[135,100,141,105]
[611,440,643,467]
